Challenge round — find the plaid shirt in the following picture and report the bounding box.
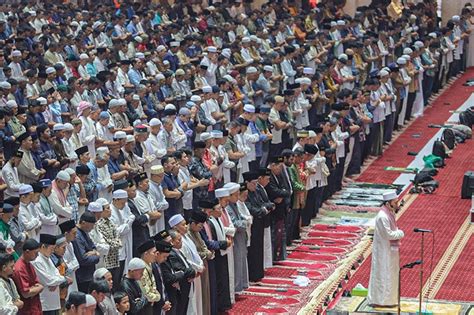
[96,217,122,269]
[66,183,80,223]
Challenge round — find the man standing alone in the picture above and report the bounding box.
[367,192,404,308]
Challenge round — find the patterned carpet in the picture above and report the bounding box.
[344,71,474,302]
[228,71,474,314]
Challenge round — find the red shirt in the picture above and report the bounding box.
[11,257,42,315]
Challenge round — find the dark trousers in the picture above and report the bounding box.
[405,92,416,121]
[302,187,317,226]
[334,158,345,191]
[423,75,435,105]
[347,137,362,175]
[314,186,324,217]
[249,159,260,171]
[286,208,300,244]
[113,260,125,292]
[384,113,394,144]
[78,280,92,293]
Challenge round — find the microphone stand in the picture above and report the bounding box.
[418,231,426,314]
[399,261,421,315]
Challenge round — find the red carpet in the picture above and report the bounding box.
[307,231,360,239]
[311,224,365,233]
[357,68,474,184]
[435,234,474,301]
[345,78,474,298]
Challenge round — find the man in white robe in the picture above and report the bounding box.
[367,191,404,307]
[109,189,135,279]
[33,234,72,314]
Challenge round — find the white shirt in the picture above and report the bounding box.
[1,162,21,198]
[33,253,65,311]
[110,204,135,270]
[19,202,42,240]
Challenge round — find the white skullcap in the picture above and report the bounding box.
[221,49,231,59]
[190,95,202,102]
[170,41,180,47]
[149,118,162,127]
[338,53,348,61]
[200,132,212,141]
[64,123,74,131]
[164,104,176,111]
[126,135,135,143]
[56,170,71,181]
[383,191,398,201]
[88,202,102,213]
[403,47,413,55]
[300,77,311,85]
[202,85,212,93]
[246,67,258,74]
[53,123,65,131]
[330,21,337,27]
[93,267,109,280]
[95,198,109,207]
[11,50,21,57]
[396,57,407,65]
[250,35,259,42]
[134,36,143,43]
[163,60,170,65]
[113,189,128,199]
[157,45,166,52]
[308,130,316,138]
[337,20,346,26]
[215,188,230,198]
[169,214,185,227]
[156,73,165,80]
[80,53,89,60]
[207,46,217,53]
[45,67,56,74]
[303,67,315,75]
[223,182,240,194]
[6,100,18,108]
[65,168,76,175]
[428,32,437,39]
[263,65,273,72]
[114,131,127,139]
[414,41,424,49]
[19,184,33,195]
[452,15,460,22]
[132,94,140,101]
[85,295,96,307]
[128,258,146,271]
[402,54,411,61]
[211,130,223,139]
[242,37,251,43]
[37,97,47,105]
[379,69,389,77]
[244,104,255,113]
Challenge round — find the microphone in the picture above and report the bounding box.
[414,228,433,233]
[402,260,422,269]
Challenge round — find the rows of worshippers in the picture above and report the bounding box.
[0,0,473,314]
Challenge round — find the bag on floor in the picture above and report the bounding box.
[413,172,434,185]
[459,112,471,128]
[450,128,467,143]
[451,124,472,139]
[441,129,456,150]
[432,139,447,160]
[423,154,444,169]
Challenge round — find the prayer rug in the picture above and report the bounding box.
[311,224,365,233]
[307,231,360,239]
[301,237,354,247]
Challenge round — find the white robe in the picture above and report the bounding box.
[110,204,135,274]
[367,208,404,306]
[33,253,65,311]
[89,226,110,269]
[148,181,168,233]
[19,202,42,240]
[181,234,204,315]
[64,242,79,295]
